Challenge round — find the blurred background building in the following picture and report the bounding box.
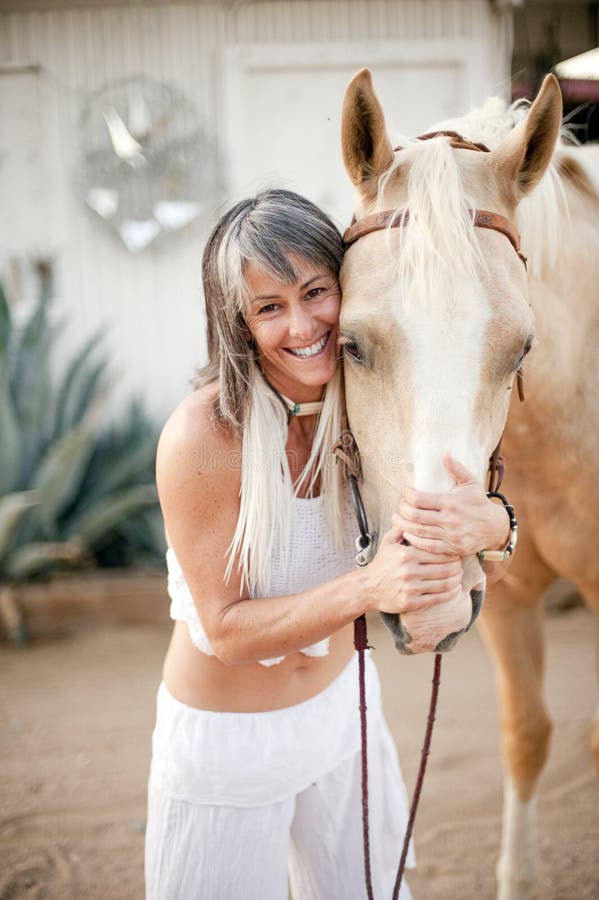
[512,2,598,139]
[0,0,596,423]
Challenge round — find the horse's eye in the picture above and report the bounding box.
[516,335,533,368]
[343,340,363,362]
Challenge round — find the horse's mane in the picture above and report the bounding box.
[433,96,571,280]
[381,96,579,284]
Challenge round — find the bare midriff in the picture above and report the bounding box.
[162,621,356,712]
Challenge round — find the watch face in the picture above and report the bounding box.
[77,75,222,252]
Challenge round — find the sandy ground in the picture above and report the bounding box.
[1,603,597,900]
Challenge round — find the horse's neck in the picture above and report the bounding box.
[514,151,599,436]
[522,146,597,327]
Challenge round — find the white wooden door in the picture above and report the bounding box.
[222,40,488,226]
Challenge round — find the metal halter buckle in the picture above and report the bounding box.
[355,532,377,567]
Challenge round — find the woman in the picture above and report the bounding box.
[145,190,512,900]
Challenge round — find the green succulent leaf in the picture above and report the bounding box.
[32,424,97,535]
[10,288,52,417]
[85,436,156,506]
[52,331,106,440]
[0,283,11,365]
[9,299,57,485]
[5,539,84,581]
[53,334,109,438]
[0,490,39,562]
[74,361,110,432]
[0,371,22,494]
[117,508,166,561]
[71,484,158,547]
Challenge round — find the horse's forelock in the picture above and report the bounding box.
[377,138,484,311]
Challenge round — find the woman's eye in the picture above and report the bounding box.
[306,287,324,300]
[258,303,279,315]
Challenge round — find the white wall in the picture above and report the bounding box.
[222,38,500,226]
[0,1,513,425]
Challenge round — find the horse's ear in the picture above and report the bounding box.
[341,68,395,194]
[491,74,562,199]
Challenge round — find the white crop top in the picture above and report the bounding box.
[167,493,357,666]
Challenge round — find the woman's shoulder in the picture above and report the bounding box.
[156,383,241,500]
[159,382,238,449]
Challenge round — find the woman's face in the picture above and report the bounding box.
[244,256,341,401]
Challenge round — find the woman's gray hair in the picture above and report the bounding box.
[195,189,345,431]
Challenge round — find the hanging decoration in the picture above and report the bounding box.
[77,75,221,253]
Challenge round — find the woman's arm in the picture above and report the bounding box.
[392,454,513,585]
[157,390,463,665]
[211,538,462,664]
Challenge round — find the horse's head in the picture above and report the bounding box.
[339,70,562,654]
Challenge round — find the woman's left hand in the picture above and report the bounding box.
[393,454,510,557]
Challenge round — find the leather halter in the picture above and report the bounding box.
[343,130,528,269]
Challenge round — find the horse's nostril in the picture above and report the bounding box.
[433,587,487,653]
[434,631,462,653]
[380,587,487,655]
[379,612,414,655]
[469,587,485,628]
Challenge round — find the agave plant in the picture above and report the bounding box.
[0,269,165,641]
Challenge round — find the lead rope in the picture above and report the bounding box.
[354,615,442,900]
[392,652,442,899]
[354,615,376,900]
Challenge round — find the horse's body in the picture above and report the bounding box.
[339,71,598,900]
[478,141,599,900]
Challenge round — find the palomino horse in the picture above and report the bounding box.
[340,69,598,899]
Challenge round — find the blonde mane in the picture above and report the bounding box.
[378,96,569,284]
[378,138,484,310]
[428,96,568,280]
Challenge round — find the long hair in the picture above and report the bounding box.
[195,190,346,596]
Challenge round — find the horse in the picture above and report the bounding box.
[339,68,599,900]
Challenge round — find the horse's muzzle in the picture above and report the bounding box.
[380,586,486,655]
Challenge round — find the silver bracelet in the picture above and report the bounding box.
[477,491,518,562]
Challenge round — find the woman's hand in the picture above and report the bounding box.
[393,454,510,557]
[365,518,464,615]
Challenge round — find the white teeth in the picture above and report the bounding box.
[289,333,328,358]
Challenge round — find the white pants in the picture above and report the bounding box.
[145,655,414,900]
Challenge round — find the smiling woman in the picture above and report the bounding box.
[144,188,513,900]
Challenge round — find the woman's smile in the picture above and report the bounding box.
[284,331,331,359]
